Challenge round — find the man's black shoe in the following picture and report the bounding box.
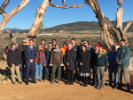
[26,82,28,85]
[32,81,36,84]
[65,82,70,85]
[70,83,73,85]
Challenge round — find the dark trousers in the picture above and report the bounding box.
[91,67,98,84]
[74,66,79,81]
[61,66,65,79]
[26,67,35,83]
[20,63,25,80]
[67,70,74,83]
[44,65,49,80]
[108,66,118,86]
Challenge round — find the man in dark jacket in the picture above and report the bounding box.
[71,38,79,81]
[116,39,130,91]
[18,39,27,81]
[24,39,37,85]
[44,42,52,81]
[7,43,22,84]
[64,44,76,85]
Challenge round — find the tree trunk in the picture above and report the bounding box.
[0,0,30,42]
[27,0,50,42]
[116,8,123,31]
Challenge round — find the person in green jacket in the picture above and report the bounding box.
[44,42,52,81]
[95,45,108,90]
[116,39,131,92]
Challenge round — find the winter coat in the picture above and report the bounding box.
[64,49,76,70]
[116,45,130,66]
[7,49,21,67]
[45,48,52,67]
[49,49,64,66]
[35,50,46,65]
[79,50,91,72]
[18,44,27,63]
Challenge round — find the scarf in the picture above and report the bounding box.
[11,48,15,52]
[63,47,67,51]
[54,49,60,52]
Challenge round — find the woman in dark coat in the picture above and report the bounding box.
[79,45,91,87]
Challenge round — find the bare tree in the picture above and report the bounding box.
[85,0,132,50]
[27,0,83,41]
[0,0,30,42]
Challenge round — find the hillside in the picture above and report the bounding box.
[5,21,133,33]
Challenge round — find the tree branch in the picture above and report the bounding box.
[123,20,133,34]
[0,0,30,41]
[0,0,10,17]
[50,3,82,9]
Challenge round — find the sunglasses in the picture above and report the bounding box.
[23,42,26,43]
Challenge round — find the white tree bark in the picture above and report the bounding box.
[0,0,30,41]
[116,8,123,31]
[27,0,50,38]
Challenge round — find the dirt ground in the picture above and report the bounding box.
[0,77,133,100]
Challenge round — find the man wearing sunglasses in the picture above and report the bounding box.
[18,39,27,81]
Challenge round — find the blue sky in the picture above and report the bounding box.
[0,0,133,30]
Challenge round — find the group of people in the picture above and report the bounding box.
[6,37,131,92]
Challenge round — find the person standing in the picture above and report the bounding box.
[52,39,57,50]
[49,43,64,84]
[116,39,131,92]
[79,45,91,87]
[60,43,68,79]
[7,43,22,84]
[25,39,37,85]
[84,40,95,84]
[18,39,27,81]
[64,44,76,85]
[71,38,79,81]
[41,39,47,51]
[60,43,68,56]
[107,45,118,89]
[35,44,46,82]
[44,42,52,81]
[93,44,100,85]
[95,45,108,90]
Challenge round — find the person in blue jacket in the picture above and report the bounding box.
[107,45,118,89]
[24,39,37,85]
[116,39,130,92]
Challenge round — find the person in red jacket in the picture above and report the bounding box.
[35,44,46,82]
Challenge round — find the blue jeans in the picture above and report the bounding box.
[20,63,25,80]
[35,64,43,80]
[94,71,98,84]
[108,66,118,85]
